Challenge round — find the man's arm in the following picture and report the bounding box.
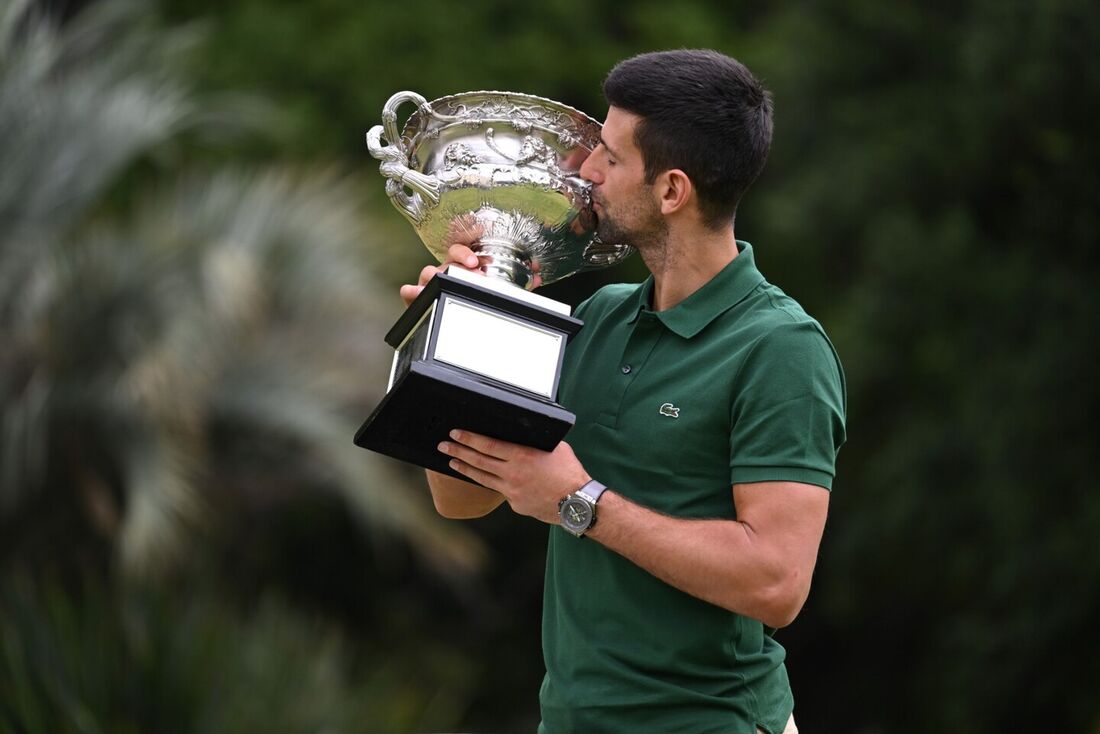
[585,481,828,628]
[439,430,828,628]
[398,236,508,520]
[426,470,506,518]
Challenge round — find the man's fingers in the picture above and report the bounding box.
[399,237,487,308]
[439,439,507,475]
[447,429,519,461]
[399,284,423,306]
[446,458,500,490]
[446,243,481,270]
[417,264,443,287]
[400,264,443,307]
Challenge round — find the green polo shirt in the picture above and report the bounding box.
[539,242,846,734]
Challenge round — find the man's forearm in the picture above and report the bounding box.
[426,469,505,518]
[586,490,819,628]
[434,429,829,625]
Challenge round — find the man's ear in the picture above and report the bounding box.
[656,169,693,216]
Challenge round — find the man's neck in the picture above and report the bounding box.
[644,225,740,312]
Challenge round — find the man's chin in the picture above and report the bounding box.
[596,222,629,249]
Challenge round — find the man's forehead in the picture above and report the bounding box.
[601,106,641,157]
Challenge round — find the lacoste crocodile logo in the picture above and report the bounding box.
[659,403,680,418]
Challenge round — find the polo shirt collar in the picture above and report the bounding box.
[628,241,765,339]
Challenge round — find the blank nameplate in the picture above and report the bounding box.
[433,298,563,398]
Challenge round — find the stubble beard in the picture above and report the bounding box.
[596,198,670,273]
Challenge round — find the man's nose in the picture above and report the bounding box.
[578,151,600,184]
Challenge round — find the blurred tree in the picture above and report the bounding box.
[13,0,1099,731]
[150,0,789,309]
[748,1,1100,732]
[0,0,481,578]
[0,572,477,732]
[0,3,489,728]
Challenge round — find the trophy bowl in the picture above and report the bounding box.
[366,90,633,289]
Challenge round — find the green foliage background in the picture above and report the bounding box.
[2,0,1098,731]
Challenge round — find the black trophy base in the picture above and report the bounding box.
[353,361,575,481]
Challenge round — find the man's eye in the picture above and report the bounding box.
[607,158,617,166]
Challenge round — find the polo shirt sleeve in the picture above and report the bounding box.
[728,320,847,490]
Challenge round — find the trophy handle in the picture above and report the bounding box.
[367,91,445,224]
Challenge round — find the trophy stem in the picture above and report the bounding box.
[476,239,535,290]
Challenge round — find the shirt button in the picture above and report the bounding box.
[621,364,632,374]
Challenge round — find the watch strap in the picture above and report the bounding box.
[576,479,607,504]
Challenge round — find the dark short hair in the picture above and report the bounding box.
[603,49,773,228]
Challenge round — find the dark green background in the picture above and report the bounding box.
[2,0,1098,731]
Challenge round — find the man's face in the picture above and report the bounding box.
[579,107,665,252]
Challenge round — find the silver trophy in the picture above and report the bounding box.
[354,90,632,477]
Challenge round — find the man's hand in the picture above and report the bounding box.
[438,430,590,525]
[399,243,490,306]
[398,217,489,306]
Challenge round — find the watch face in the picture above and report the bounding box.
[561,497,592,533]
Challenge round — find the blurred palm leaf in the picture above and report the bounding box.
[0,573,477,733]
[0,0,483,577]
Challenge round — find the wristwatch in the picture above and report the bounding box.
[558,479,608,537]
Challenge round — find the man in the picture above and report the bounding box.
[400,50,845,734]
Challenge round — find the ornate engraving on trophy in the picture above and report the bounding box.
[442,143,482,170]
[365,90,630,290]
[429,95,598,151]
